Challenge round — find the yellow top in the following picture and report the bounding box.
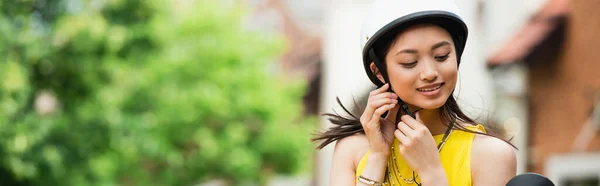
[356,124,486,186]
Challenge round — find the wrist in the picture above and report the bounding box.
[418,166,448,186]
[358,152,389,185]
[358,175,384,186]
[365,152,389,173]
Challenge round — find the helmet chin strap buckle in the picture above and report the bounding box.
[402,104,416,119]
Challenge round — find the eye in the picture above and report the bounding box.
[435,53,450,62]
[401,61,417,68]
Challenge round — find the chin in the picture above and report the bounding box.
[408,93,451,110]
[414,99,446,110]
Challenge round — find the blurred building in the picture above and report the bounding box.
[244,0,323,116]
[488,0,600,185]
[243,0,323,186]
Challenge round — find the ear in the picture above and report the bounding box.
[369,62,386,84]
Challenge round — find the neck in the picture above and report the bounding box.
[391,104,449,136]
[415,108,449,136]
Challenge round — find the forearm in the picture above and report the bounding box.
[357,153,389,186]
[419,167,449,186]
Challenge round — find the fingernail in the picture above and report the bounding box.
[392,93,397,98]
[392,100,398,103]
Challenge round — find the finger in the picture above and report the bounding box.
[371,83,390,95]
[394,129,410,146]
[372,103,396,121]
[363,92,397,124]
[362,84,392,124]
[368,96,398,110]
[384,103,399,120]
[401,114,421,130]
[369,92,397,119]
[361,104,375,126]
[369,103,396,128]
[369,92,397,102]
[415,111,423,123]
[397,121,413,138]
[362,100,393,127]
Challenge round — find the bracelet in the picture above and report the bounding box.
[358,175,383,186]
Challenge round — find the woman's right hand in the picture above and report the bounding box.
[359,83,399,156]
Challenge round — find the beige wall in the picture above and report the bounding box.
[317,1,373,185]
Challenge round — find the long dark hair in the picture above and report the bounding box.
[312,23,515,149]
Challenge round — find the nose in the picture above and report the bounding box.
[419,61,438,82]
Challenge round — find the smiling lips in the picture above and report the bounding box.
[417,83,444,92]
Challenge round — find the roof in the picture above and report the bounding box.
[487,0,569,66]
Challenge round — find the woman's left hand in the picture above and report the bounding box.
[394,112,447,181]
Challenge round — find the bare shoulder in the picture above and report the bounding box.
[471,133,517,185]
[329,133,370,185]
[333,133,370,169]
[472,134,516,162]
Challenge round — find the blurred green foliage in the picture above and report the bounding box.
[0,0,315,185]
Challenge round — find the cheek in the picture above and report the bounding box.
[387,67,418,93]
[441,63,458,87]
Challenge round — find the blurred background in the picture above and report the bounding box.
[0,0,598,186]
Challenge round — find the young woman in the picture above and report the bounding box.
[312,0,517,185]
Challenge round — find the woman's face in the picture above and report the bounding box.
[372,24,458,110]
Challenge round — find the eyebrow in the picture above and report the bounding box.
[395,41,452,56]
[431,41,451,50]
[395,49,418,55]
